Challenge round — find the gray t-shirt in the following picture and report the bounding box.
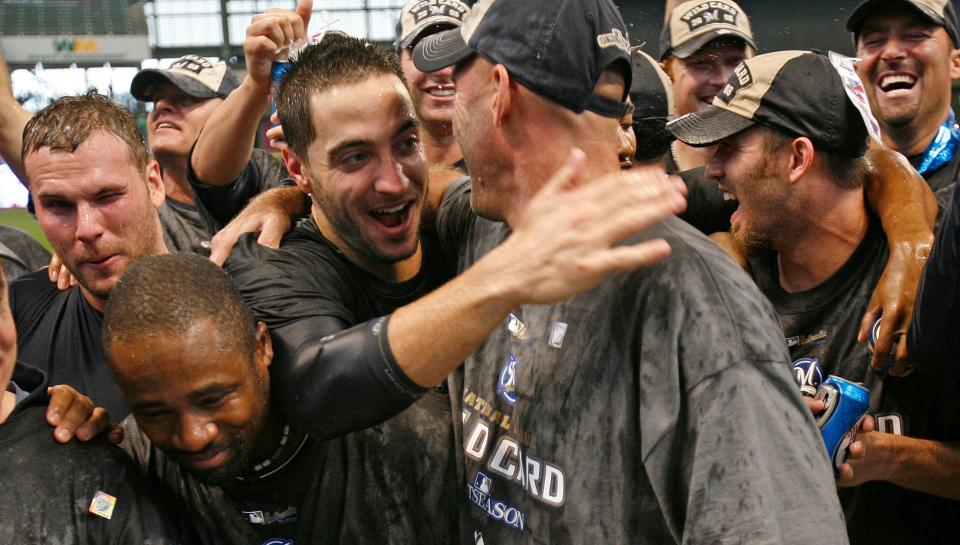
[437,178,849,544]
[749,221,960,545]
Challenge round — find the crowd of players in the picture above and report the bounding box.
[0,0,959,543]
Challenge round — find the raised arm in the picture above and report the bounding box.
[0,49,32,183]
[859,141,937,376]
[190,0,311,186]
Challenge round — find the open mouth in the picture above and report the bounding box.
[425,86,455,98]
[879,74,917,93]
[369,202,414,229]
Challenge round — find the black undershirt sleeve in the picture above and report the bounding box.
[908,184,960,377]
[270,315,428,440]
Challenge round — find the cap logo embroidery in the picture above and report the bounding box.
[169,54,214,74]
[410,0,468,23]
[681,1,739,32]
[597,28,630,53]
[718,62,752,104]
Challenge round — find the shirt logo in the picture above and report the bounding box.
[680,2,739,32]
[88,490,117,520]
[243,507,298,526]
[548,322,568,348]
[261,540,293,545]
[467,471,526,531]
[497,354,519,405]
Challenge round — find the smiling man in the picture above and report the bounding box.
[130,55,289,255]
[848,0,960,200]
[671,49,960,545]
[11,92,167,419]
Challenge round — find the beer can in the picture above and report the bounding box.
[792,358,823,397]
[814,375,870,476]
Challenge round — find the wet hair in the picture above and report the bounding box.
[22,90,149,175]
[760,127,867,190]
[103,254,256,359]
[633,117,675,164]
[276,33,406,161]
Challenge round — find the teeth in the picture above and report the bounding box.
[880,74,916,90]
[428,88,455,97]
[722,191,738,201]
[373,203,406,214]
[157,122,175,129]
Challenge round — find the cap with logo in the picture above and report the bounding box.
[630,48,675,121]
[412,0,632,119]
[131,55,240,102]
[846,0,960,47]
[659,0,756,60]
[667,50,870,157]
[394,0,471,51]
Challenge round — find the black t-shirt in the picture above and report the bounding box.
[224,218,459,544]
[8,271,128,418]
[1,363,192,544]
[435,178,849,544]
[749,220,960,545]
[163,148,290,255]
[0,225,50,281]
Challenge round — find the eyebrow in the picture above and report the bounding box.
[35,182,127,200]
[130,382,236,412]
[325,118,421,163]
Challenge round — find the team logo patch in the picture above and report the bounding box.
[680,1,740,32]
[718,62,752,104]
[497,354,519,405]
[88,490,117,520]
[792,358,823,397]
[596,28,629,53]
[467,472,526,531]
[507,313,528,339]
[261,540,293,545]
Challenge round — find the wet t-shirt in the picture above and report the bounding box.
[436,178,849,544]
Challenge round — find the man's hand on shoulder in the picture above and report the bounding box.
[45,385,122,444]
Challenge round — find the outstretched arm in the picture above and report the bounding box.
[190,0,311,186]
[0,50,32,183]
[859,141,937,376]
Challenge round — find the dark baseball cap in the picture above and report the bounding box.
[668,51,869,157]
[659,0,756,60]
[131,55,240,102]
[630,48,674,120]
[412,0,632,119]
[847,0,960,47]
[394,0,471,51]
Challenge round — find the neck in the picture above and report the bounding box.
[157,155,195,205]
[0,390,16,423]
[881,108,951,157]
[672,140,716,171]
[421,120,462,167]
[311,207,423,283]
[775,190,869,293]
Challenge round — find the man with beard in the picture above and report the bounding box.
[10,92,168,419]
[105,254,430,543]
[670,49,960,545]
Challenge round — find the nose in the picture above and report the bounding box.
[709,64,730,87]
[617,126,635,164]
[152,96,177,115]
[430,65,454,81]
[879,36,908,63]
[74,202,105,243]
[705,150,725,180]
[374,155,410,195]
[172,412,218,453]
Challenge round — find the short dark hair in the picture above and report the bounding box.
[276,33,406,161]
[22,91,149,175]
[633,117,675,164]
[103,254,256,358]
[760,127,866,190]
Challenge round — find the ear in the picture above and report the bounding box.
[949,47,960,81]
[253,321,273,370]
[282,148,314,197]
[787,137,815,183]
[491,64,513,128]
[145,159,165,209]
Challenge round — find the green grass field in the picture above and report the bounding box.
[0,208,51,251]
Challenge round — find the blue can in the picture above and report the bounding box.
[814,375,870,476]
[792,358,823,397]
